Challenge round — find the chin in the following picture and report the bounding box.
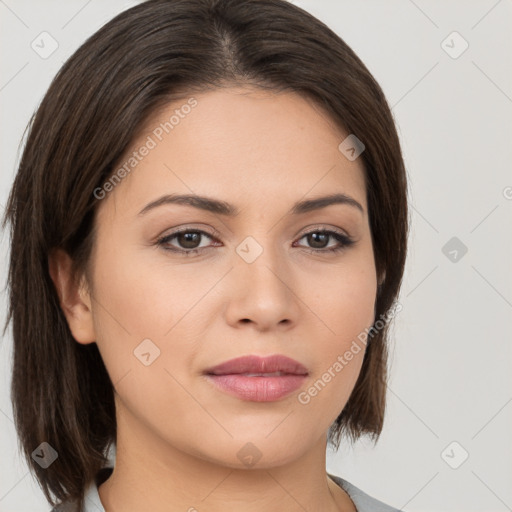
[191,430,317,470]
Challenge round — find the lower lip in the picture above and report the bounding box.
[206,374,307,402]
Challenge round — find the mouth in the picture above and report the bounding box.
[203,354,309,402]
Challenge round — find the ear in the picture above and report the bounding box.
[48,248,96,344]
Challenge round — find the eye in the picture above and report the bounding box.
[156,228,219,256]
[294,229,355,254]
[156,227,355,256]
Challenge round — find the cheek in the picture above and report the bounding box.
[91,239,206,338]
[88,237,216,396]
[297,253,376,420]
[88,254,197,431]
[308,248,377,343]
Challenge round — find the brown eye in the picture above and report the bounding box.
[157,227,354,257]
[305,232,330,249]
[295,229,355,254]
[175,231,202,249]
[157,229,219,256]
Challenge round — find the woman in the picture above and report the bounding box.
[2,0,409,510]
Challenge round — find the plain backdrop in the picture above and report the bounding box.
[1,1,511,511]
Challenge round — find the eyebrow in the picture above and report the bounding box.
[138,192,364,217]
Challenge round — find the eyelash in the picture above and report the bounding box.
[156,227,355,257]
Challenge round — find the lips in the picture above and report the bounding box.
[204,355,308,402]
[204,354,309,377]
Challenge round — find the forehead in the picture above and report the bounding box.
[101,87,367,219]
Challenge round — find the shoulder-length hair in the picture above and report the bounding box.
[2,0,408,507]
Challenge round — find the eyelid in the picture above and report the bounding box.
[298,223,351,238]
[157,224,221,241]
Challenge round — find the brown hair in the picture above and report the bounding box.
[2,0,408,507]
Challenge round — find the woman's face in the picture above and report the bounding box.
[79,87,377,467]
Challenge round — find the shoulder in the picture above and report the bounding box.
[328,473,404,512]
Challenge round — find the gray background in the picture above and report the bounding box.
[1,0,511,511]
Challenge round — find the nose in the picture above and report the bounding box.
[223,240,301,332]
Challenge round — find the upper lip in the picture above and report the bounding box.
[204,355,309,376]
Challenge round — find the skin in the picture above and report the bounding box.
[49,86,379,512]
